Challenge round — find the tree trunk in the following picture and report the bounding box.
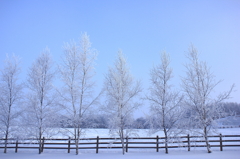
[75,130,79,155]
[163,128,168,154]
[4,106,11,153]
[204,127,211,153]
[120,129,125,155]
[4,131,9,153]
[38,140,41,154]
[38,132,42,154]
[75,139,79,155]
[165,138,168,154]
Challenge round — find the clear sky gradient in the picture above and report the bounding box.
[1,0,239,115]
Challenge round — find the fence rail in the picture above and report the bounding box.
[0,134,240,153]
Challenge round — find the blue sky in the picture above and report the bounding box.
[0,0,240,115]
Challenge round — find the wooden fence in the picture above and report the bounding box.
[0,134,240,153]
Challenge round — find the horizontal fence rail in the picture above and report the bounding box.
[0,134,240,153]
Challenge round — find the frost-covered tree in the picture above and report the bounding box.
[181,45,234,153]
[104,51,142,155]
[0,54,22,153]
[146,52,183,154]
[58,33,100,155]
[24,48,57,154]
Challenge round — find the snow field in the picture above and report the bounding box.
[0,149,240,159]
[52,128,240,138]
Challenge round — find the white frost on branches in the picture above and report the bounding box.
[23,48,57,154]
[104,51,142,155]
[181,45,234,153]
[58,33,100,155]
[0,54,22,153]
[147,52,184,154]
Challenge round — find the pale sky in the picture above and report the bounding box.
[0,0,239,116]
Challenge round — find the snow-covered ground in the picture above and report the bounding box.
[52,127,240,138]
[0,149,240,159]
[0,128,239,159]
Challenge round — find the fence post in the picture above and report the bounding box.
[220,133,223,151]
[68,137,71,153]
[126,136,128,153]
[156,135,159,152]
[96,136,99,154]
[187,134,190,151]
[15,140,18,153]
[41,137,45,153]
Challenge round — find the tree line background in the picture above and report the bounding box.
[59,101,240,129]
[0,33,238,154]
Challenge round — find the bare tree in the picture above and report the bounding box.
[104,51,142,155]
[58,33,100,155]
[181,45,234,153]
[146,52,183,154]
[24,48,57,154]
[0,54,22,153]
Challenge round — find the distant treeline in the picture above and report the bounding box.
[59,102,240,129]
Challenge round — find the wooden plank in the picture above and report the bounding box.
[127,146,157,149]
[43,143,69,145]
[223,145,240,147]
[41,147,69,149]
[126,142,157,144]
[223,135,240,137]
[2,135,239,141]
[222,140,240,142]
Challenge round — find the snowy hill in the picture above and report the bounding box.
[217,116,240,128]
